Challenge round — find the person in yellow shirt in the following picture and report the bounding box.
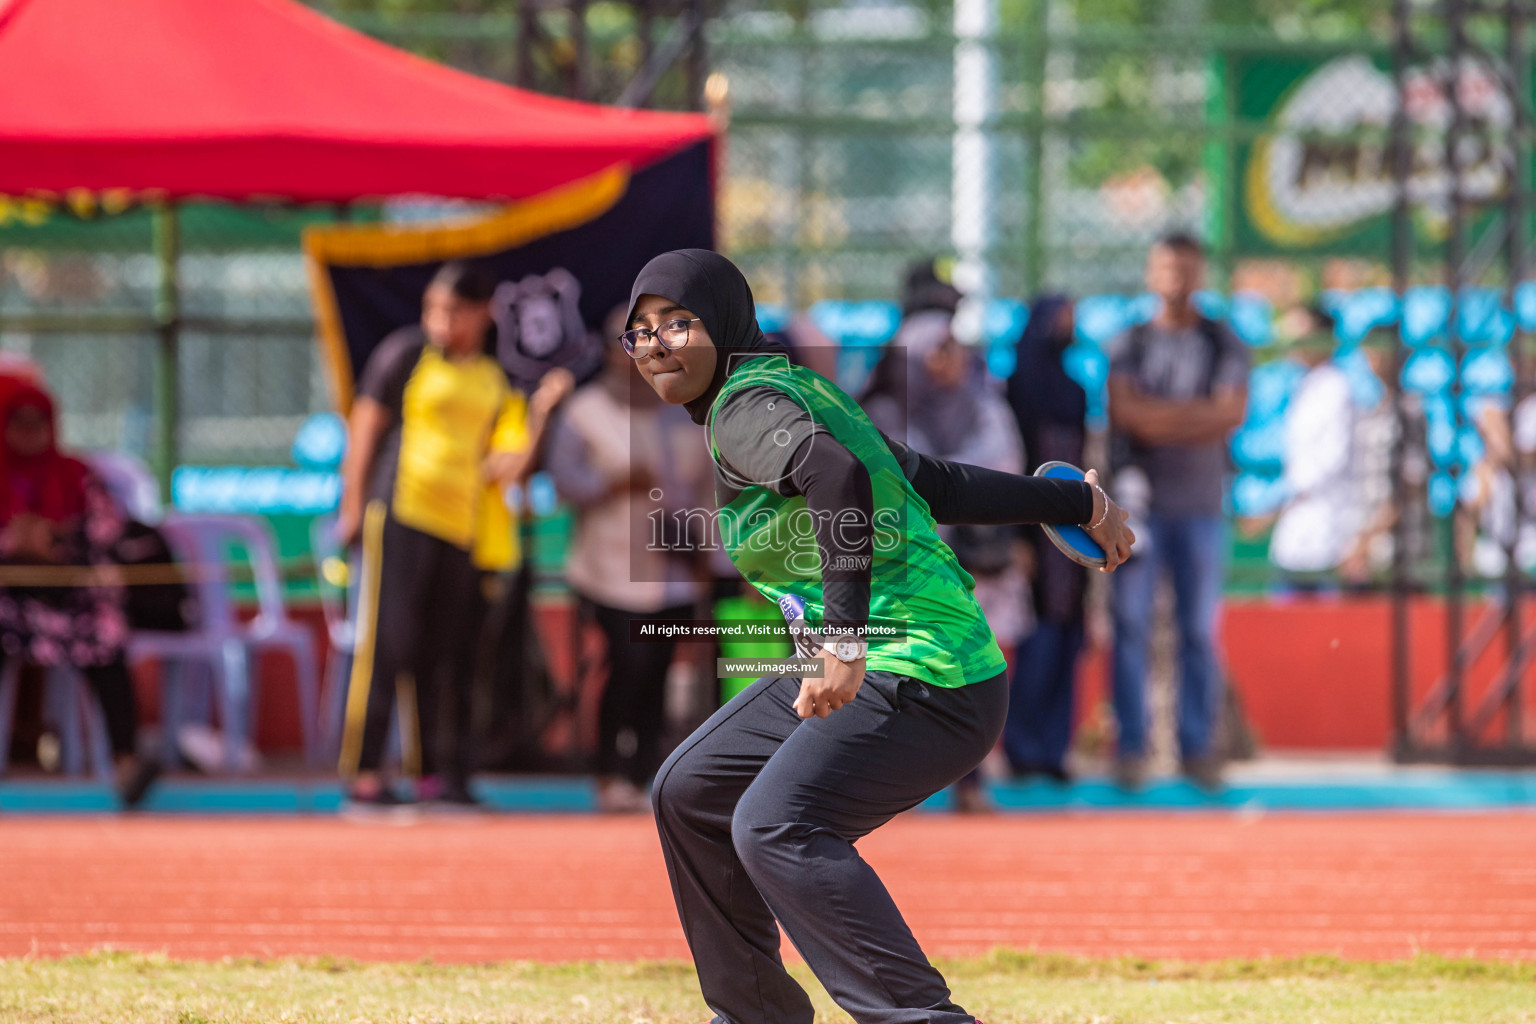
[336,262,572,811]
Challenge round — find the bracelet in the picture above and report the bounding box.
[1088,483,1110,530]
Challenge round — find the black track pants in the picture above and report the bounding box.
[590,600,692,787]
[341,503,488,785]
[651,668,1007,1024]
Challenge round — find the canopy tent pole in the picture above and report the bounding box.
[152,201,180,503]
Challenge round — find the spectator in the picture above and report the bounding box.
[335,261,572,812]
[1106,233,1250,791]
[1002,295,1089,783]
[1460,392,1536,578]
[862,308,1028,811]
[476,283,590,774]
[1269,306,1359,582]
[0,374,160,806]
[764,313,840,382]
[0,353,44,385]
[1341,328,1428,584]
[900,256,963,318]
[548,306,710,813]
[864,311,1030,647]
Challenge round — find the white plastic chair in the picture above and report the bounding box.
[127,514,321,773]
[0,662,114,782]
[311,513,355,765]
[82,449,163,523]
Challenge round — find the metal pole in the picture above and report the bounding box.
[1444,0,1469,754]
[1203,50,1237,292]
[152,201,181,504]
[786,11,808,311]
[954,0,998,343]
[1390,0,1414,759]
[570,0,589,101]
[686,0,708,112]
[1504,0,1531,747]
[1022,0,1048,296]
[637,0,655,109]
[516,0,536,90]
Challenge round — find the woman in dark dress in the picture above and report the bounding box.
[1003,295,1090,782]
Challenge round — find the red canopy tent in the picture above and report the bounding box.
[0,0,715,487]
[0,0,714,201]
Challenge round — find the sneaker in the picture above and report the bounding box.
[1012,762,1073,786]
[953,784,992,814]
[596,776,650,814]
[1112,754,1149,792]
[341,783,417,822]
[1043,764,1073,785]
[176,723,263,775]
[429,785,490,815]
[1180,754,1225,792]
[118,756,163,809]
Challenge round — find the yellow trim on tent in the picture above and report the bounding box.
[302,164,632,412]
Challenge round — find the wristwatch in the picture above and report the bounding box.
[825,638,868,662]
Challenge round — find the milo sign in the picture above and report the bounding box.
[1231,51,1523,256]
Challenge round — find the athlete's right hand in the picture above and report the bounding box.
[794,652,865,718]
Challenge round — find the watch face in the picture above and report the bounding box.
[836,640,862,661]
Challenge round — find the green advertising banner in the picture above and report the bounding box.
[1231,50,1525,258]
[0,192,370,251]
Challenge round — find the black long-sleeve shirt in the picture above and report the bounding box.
[710,385,1094,637]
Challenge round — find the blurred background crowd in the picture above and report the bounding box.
[3,0,1533,809]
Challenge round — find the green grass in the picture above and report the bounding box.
[3,950,1534,1023]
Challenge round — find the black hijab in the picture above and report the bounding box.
[626,249,783,425]
[1007,294,1085,431]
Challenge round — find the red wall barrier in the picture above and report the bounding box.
[1075,595,1524,750]
[130,596,1529,757]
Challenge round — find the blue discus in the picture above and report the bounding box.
[1034,461,1107,569]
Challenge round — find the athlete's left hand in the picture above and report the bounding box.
[794,651,865,718]
[1085,468,1136,572]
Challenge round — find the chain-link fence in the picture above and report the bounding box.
[0,203,332,470]
[0,1,1389,479]
[716,3,1388,306]
[8,1,1498,770]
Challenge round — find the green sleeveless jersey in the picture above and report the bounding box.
[706,356,1007,689]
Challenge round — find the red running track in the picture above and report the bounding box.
[3,812,1535,962]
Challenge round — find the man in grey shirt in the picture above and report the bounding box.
[1106,233,1249,790]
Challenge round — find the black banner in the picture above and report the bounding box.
[306,139,714,401]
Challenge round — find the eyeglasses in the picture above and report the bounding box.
[619,317,701,358]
